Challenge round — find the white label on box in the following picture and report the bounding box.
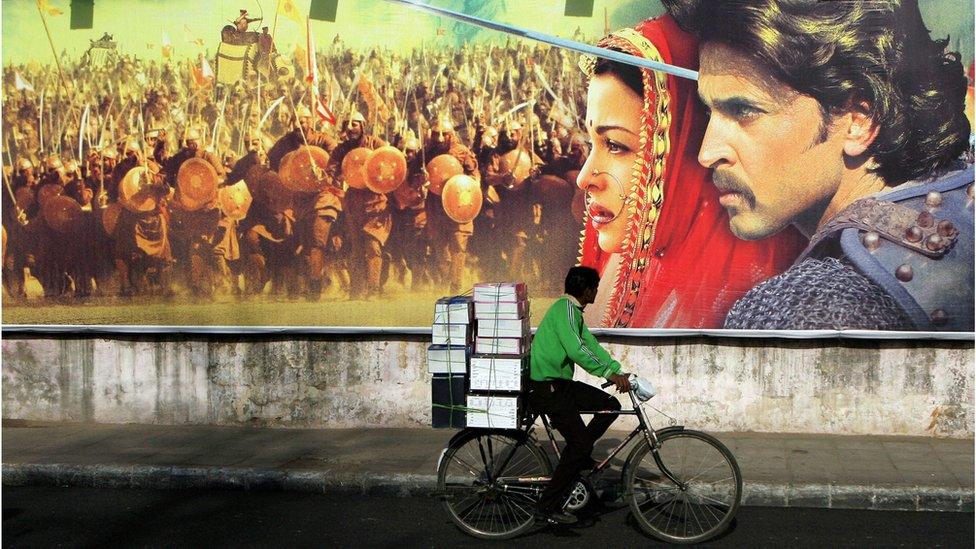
[474,337,528,355]
[474,283,527,302]
[432,323,471,345]
[427,345,468,374]
[477,318,531,338]
[466,395,520,429]
[433,298,473,325]
[475,300,529,320]
[469,356,525,391]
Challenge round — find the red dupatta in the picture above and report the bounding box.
[578,16,805,328]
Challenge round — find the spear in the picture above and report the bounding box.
[1,156,26,225]
[77,104,91,163]
[39,92,44,154]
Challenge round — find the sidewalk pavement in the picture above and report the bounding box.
[3,420,972,512]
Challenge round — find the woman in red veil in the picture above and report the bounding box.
[576,16,805,328]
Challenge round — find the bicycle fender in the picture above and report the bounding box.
[620,425,686,478]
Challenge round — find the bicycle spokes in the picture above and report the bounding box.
[438,432,551,539]
[627,431,741,543]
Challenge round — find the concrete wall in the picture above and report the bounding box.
[2,335,973,437]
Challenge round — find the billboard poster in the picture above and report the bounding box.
[1,0,973,333]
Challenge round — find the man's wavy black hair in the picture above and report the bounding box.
[663,0,970,185]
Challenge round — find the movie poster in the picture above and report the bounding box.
[1,0,973,333]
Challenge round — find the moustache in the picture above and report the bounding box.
[712,171,756,208]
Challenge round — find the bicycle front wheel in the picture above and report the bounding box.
[624,429,742,544]
[437,429,551,540]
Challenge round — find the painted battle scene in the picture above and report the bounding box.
[1,0,973,330]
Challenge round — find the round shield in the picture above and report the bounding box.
[426,154,463,196]
[571,186,587,224]
[42,194,84,234]
[217,181,253,221]
[279,145,331,193]
[177,157,219,211]
[341,147,372,190]
[441,174,483,224]
[35,183,63,208]
[532,174,575,205]
[119,166,157,212]
[364,146,407,194]
[497,148,533,189]
[100,201,123,236]
[14,186,36,212]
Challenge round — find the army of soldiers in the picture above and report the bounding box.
[2,35,589,303]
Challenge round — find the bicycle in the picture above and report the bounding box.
[435,377,742,544]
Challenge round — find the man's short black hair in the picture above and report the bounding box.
[565,266,600,297]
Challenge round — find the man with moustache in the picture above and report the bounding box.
[666,0,974,331]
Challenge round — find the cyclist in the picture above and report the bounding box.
[528,265,632,525]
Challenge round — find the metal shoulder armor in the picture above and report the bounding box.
[808,165,974,331]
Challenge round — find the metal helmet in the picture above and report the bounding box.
[184,127,202,142]
[124,139,141,154]
[403,136,421,151]
[101,147,119,160]
[16,158,33,171]
[45,154,64,171]
[502,118,523,131]
[432,115,455,133]
[349,111,366,124]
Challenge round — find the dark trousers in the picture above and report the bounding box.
[527,379,621,512]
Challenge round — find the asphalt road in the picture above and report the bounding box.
[3,486,972,548]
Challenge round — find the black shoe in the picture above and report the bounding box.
[534,509,578,525]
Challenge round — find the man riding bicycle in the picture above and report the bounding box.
[528,266,632,525]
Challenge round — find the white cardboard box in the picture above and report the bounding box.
[426,344,468,374]
[474,336,529,355]
[432,323,471,346]
[469,355,527,391]
[466,395,521,429]
[433,296,474,325]
[474,300,529,320]
[474,282,527,302]
[477,317,531,338]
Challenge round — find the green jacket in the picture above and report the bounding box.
[529,295,622,382]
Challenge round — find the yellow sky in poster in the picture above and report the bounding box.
[0,0,626,65]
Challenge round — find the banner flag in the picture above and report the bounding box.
[309,0,339,22]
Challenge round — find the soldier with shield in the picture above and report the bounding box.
[1,158,34,300]
[165,128,225,297]
[328,111,390,300]
[423,115,481,294]
[388,132,431,291]
[485,117,543,282]
[112,160,173,297]
[271,106,342,300]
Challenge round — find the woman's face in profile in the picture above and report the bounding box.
[577,73,642,253]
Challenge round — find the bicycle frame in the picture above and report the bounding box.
[490,388,689,491]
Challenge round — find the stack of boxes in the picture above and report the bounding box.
[428,296,473,428]
[466,283,531,429]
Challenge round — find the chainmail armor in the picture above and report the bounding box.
[723,257,913,330]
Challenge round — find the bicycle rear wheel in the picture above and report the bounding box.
[623,429,742,544]
[437,429,551,540]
